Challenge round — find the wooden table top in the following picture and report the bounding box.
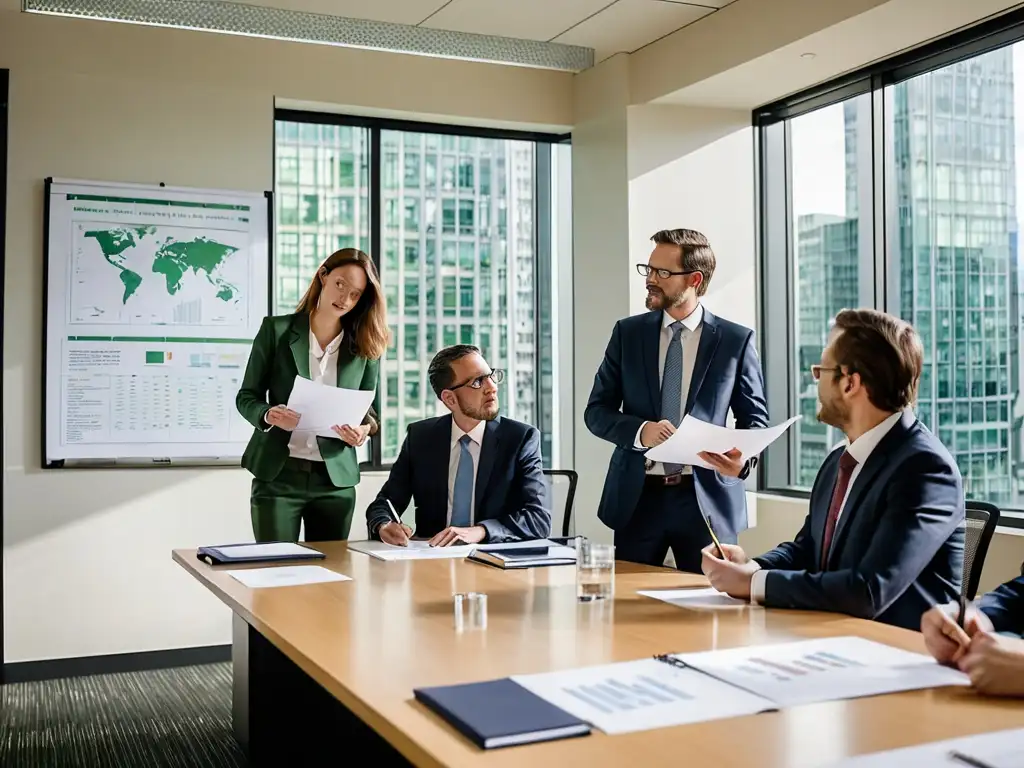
[173,543,1023,768]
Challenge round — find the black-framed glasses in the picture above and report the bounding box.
[449,369,505,391]
[636,264,699,280]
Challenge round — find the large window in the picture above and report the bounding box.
[275,113,571,469]
[758,17,1024,511]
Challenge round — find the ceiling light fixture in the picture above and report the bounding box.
[800,52,817,59]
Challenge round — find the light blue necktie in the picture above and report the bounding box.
[451,434,474,527]
[660,321,685,475]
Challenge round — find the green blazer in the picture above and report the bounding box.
[236,313,380,487]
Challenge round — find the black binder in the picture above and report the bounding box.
[414,678,591,749]
[196,542,325,566]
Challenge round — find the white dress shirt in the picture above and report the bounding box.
[447,419,486,526]
[634,303,704,475]
[264,328,343,462]
[749,409,906,603]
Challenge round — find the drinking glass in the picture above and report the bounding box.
[576,540,615,601]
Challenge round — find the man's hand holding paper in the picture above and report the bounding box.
[645,414,800,470]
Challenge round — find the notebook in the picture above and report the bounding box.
[413,678,591,749]
[196,542,325,566]
[468,544,576,570]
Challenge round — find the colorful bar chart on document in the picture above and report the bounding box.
[674,636,969,708]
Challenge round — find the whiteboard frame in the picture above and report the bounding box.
[41,177,274,469]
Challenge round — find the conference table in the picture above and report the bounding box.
[172,543,1022,767]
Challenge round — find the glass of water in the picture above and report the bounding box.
[576,540,615,602]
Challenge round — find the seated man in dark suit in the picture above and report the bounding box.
[366,344,551,546]
[700,309,965,631]
[921,575,1024,696]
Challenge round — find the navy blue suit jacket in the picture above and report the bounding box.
[754,411,965,630]
[978,576,1024,636]
[584,308,768,537]
[365,415,551,543]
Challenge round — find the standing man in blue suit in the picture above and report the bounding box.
[701,309,965,631]
[585,229,769,571]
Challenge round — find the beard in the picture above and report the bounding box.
[645,285,684,312]
[817,396,849,430]
[461,397,499,422]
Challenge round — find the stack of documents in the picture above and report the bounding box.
[469,542,576,569]
[645,415,800,469]
[509,636,969,735]
[823,728,1024,767]
[348,538,570,563]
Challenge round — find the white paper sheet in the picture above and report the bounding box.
[347,539,477,561]
[645,415,801,469]
[212,542,319,559]
[285,376,376,439]
[226,565,351,588]
[823,728,1024,767]
[639,587,752,610]
[512,658,774,735]
[675,636,970,708]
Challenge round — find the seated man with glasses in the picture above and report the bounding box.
[366,344,552,547]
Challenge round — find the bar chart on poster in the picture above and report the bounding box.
[43,178,271,466]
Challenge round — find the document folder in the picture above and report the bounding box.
[197,542,325,566]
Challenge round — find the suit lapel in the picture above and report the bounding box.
[685,309,720,414]
[289,313,311,379]
[335,334,357,387]
[474,419,501,512]
[642,311,662,415]
[434,415,453,525]
[826,411,916,566]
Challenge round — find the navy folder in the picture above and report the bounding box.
[414,678,591,749]
[196,542,325,566]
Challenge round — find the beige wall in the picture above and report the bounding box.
[0,9,571,663]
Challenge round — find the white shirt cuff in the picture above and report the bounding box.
[634,422,647,450]
[261,409,273,432]
[750,565,767,605]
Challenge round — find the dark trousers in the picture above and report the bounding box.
[614,477,736,573]
[250,458,356,543]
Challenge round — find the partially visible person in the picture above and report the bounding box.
[236,248,388,542]
[365,345,550,547]
[585,228,768,572]
[701,309,964,630]
[921,575,1024,697]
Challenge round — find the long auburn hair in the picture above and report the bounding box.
[296,248,389,360]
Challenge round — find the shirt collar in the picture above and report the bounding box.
[844,410,905,465]
[310,329,344,359]
[451,419,487,447]
[662,303,704,333]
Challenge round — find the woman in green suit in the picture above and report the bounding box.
[236,248,389,542]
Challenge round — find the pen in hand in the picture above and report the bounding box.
[703,514,726,560]
[956,590,967,630]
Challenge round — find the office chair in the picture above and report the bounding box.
[543,469,579,537]
[963,500,1000,601]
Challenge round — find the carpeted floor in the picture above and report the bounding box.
[0,662,247,768]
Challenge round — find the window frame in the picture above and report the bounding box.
[274,108,571,471]
[753,8,1024,523]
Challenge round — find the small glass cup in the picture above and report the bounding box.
[576,540,615,602]
[453,592,488,631]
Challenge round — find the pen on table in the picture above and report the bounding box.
[703,514,726,560]
[948,749,997,768]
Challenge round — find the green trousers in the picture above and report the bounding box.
[250,458,356,543]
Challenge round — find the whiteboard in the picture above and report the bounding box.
[43,178,271,466]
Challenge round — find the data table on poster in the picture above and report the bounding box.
[44,178,270,465]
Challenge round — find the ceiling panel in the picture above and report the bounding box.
[554,0,713,61]
[420,0,615,42]
[242,0,448,25]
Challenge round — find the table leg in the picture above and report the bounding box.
[231,614,412,765]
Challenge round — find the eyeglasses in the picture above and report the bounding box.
[449,369,505,391]
[810,365,842,381]
[636,264,700,280]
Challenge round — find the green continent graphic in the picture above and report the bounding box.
[85,227,155,303]
[152,237,240,301]
[86,228,239,306]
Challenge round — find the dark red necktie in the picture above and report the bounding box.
[820,451,859,568]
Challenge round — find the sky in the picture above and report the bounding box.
[790,43,1024,237]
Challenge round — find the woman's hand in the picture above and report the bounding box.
[265,405,301,431]
[333,423,370,447]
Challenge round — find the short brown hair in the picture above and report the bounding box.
[296,248,389,360]
[651,229,716,296]
[830,309,922,412]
